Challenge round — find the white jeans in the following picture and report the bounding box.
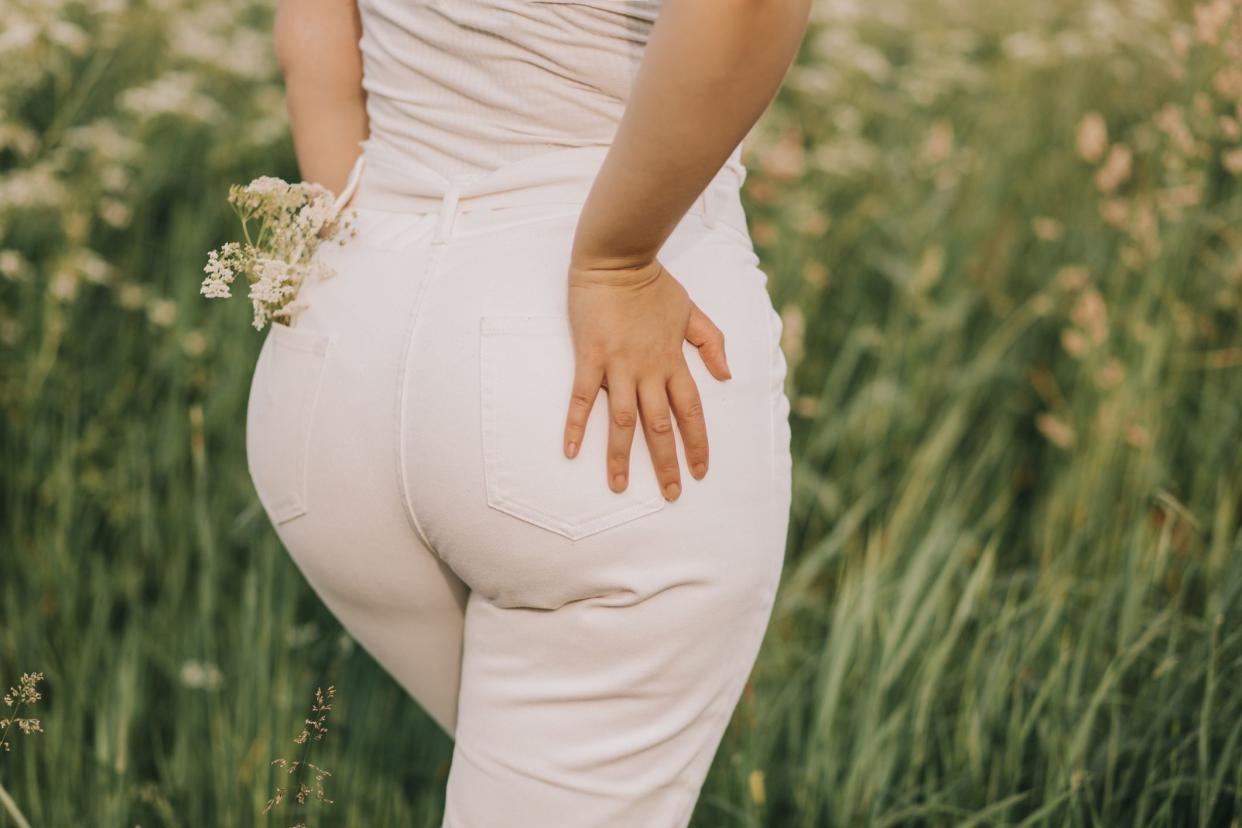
[245,140,792,827]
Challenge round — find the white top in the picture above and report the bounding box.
[356,0,745,180]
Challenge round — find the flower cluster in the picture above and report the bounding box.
[0,671,45,752]
[264,685,337,826]
[200,177,356,330]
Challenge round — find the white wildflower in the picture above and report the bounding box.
[168,15,274,79]
[49,269,78,302]
[200,242,242,299]
[119,71,223,123]
[0,164,67,210]
[244,176,290,198]
[63,121,143,164]
[296,197,337,239]
[116,282,145,310]
[179,660,223,691]
[248,256,296,306]
[75,250,112,285]
[46,20,88,55]
[0,21,39,53]
[0,250,28,281]
[181,330,209,358]
[99,198,131,228]
[148,298,178,328]
[1076,112,1109,163]
[201,173,353,330]
[0,122,38,156]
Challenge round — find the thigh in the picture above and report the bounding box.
[273,497,469,739]
[441,498,786,826]
[246,212,470,737]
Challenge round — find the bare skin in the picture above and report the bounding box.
[274,0,811,500]
[273,0,368,195]
[564,0,811,501]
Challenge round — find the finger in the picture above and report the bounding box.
[667,360,709,480]
[684,301,732,381]
[637,376,682,501]
[564,358,605,459]
[605,372,638,493]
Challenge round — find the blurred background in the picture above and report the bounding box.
[2,0,1241,825]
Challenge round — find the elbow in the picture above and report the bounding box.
[273,1,297,73]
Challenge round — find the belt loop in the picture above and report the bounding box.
[434,172,484,245]
[329,153,367,222]
[434,183,462,245]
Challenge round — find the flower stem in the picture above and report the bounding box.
[0,780,32,828]
[0,698,20,756]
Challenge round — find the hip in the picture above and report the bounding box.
[244,154,792,606]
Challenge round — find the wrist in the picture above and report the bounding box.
[570,217,661,277]
[568,256,664,289]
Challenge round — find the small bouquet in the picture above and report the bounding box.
[200,176,356,330]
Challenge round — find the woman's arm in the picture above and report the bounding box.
[274,0,369,195]
[564,0,811,500]
[571,0,812,270]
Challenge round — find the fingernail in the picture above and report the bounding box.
[693,462,706,478]
[664,482,680,500]
[612,473,627,492]
[566,441,578,458]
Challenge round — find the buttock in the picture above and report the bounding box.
[253,195,790,612]
[399,210,787,609]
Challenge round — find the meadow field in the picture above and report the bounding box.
[1,0,1240,825]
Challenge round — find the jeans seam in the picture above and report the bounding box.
[394,240,447,557]
[478,318,668,540]
[767,304,779,495]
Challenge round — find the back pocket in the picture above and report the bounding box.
[479,314,666,541]
[246,322,334,525]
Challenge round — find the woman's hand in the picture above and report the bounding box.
[562,258,732,502]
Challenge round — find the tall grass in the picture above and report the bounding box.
[1,0,1239,825]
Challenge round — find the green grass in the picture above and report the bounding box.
[2,0,1240,825]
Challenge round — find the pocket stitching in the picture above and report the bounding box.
[252,323,334,525]
[479,315,667,540]
[270,321,333,354]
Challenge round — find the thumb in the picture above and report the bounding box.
[684,301,732,381]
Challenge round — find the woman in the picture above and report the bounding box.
[246,0,809,823]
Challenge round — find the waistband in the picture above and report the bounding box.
[330,138,751,245]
